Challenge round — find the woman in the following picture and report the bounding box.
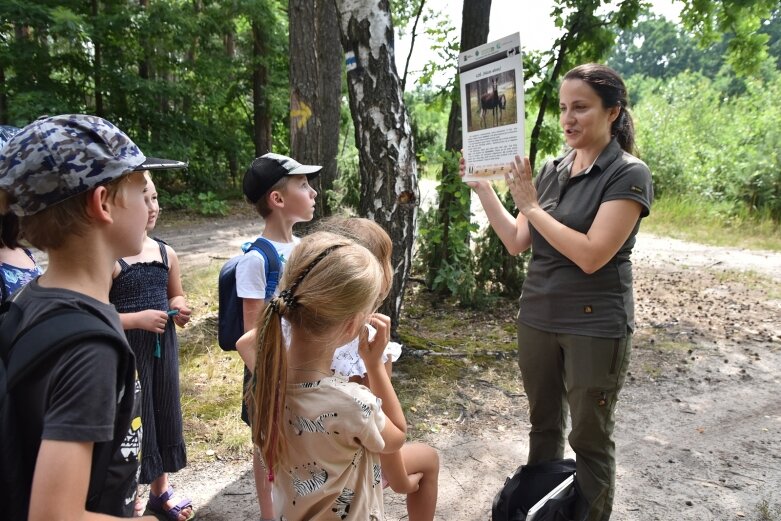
[464,64,653,520]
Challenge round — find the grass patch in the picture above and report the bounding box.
[393,287,519,433]
[713,269,781,299]
[753,499,781,521]
[643,196,781,251]
[178,263,252,462]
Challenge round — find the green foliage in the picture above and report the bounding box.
[473,191,528,296]
[0,0,289,193]
[416,10,459,90]
[679,0,777,75]
[631,71,781,220]
[416,206,478,305]
[328,98,360,213]
[161,191,229,217]
[608,12,727,80]
[405,87,450,177]
[415,149,511,307]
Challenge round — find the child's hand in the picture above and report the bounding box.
[134,309,169,333]
[169,296,192,327]
[358,313,390,369]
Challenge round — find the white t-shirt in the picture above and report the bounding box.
[235,237,299,299]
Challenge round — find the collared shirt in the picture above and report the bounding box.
[518,138,653,338]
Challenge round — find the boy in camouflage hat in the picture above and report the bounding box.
[0,114,186,520]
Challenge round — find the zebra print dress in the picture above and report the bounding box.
[278,375,386,520]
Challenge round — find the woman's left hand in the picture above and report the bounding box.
[505,155,539,215]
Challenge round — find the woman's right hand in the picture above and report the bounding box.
[131,309,169,333]
[459,153,490,193]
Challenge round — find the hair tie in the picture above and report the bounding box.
[270,244,344,315]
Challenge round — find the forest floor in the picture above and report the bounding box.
[146,194,781,521]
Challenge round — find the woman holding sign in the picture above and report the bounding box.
[462,63,652,520]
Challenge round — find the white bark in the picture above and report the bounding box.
[334,0,419,334]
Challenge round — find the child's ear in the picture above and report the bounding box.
[343,314,365,339]
[85,186,113,224]
[268,190,285,206]
[268,190,285,209]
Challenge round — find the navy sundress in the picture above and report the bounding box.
[109,239,186,484]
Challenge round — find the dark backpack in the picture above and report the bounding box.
[492,458,588,521]
[217,237,281,351]
[0,300,134,520]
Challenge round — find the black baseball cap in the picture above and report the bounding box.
[243,153,322,204]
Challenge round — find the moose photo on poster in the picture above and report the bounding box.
[459,32,525,182]
[465,71,518,132]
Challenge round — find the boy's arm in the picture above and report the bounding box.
[237,299,265,371]
[29,440,156,521]
[166,246,191,327]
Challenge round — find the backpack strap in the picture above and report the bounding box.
[0,272,7,304]
[244,237,282,301]
[6,309,128,388]
[3,306,134,510]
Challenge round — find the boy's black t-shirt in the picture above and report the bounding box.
[11,280,142,517]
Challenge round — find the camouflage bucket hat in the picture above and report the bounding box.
[0,114,187,216]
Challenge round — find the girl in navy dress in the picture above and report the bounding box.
[109,172,194,521]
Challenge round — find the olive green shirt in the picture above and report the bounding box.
[518,138,653,338]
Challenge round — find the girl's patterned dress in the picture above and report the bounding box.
[0,248,42,302]
[109,239,186,484]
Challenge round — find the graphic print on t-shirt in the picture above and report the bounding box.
[291,462,329,504]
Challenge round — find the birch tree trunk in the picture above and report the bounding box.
[289,0,342,219]
[334,0,418,335]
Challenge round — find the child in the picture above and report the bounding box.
[0,114,186,520]
[237,152,321,519]
[1,212,42,302]
[316,217,439,521]
[109,172,193,520]
[240,231,411,520]
[0,125,41,302]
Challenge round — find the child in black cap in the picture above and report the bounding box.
[235,152,321,520]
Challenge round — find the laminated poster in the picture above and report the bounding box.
[460,32,525,182]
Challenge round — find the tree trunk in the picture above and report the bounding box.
[529,33,570,173]
[428,0,491,284]
[334,0,418,336]
[0,66,6,124]
[252,21,272,156]
[226,19,238,183]
[289,0,342,219]
[91,0,103,116]
[138,0,151,140]
[401,0,426,93]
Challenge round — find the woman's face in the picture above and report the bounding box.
[559,79,619,151]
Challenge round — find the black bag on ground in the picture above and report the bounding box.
[491,458,587,521]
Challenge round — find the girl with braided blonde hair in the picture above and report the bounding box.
[237,231,409,520]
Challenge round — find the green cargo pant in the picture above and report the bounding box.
[516,322,631,521]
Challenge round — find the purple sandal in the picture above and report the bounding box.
[147,487,195,521]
